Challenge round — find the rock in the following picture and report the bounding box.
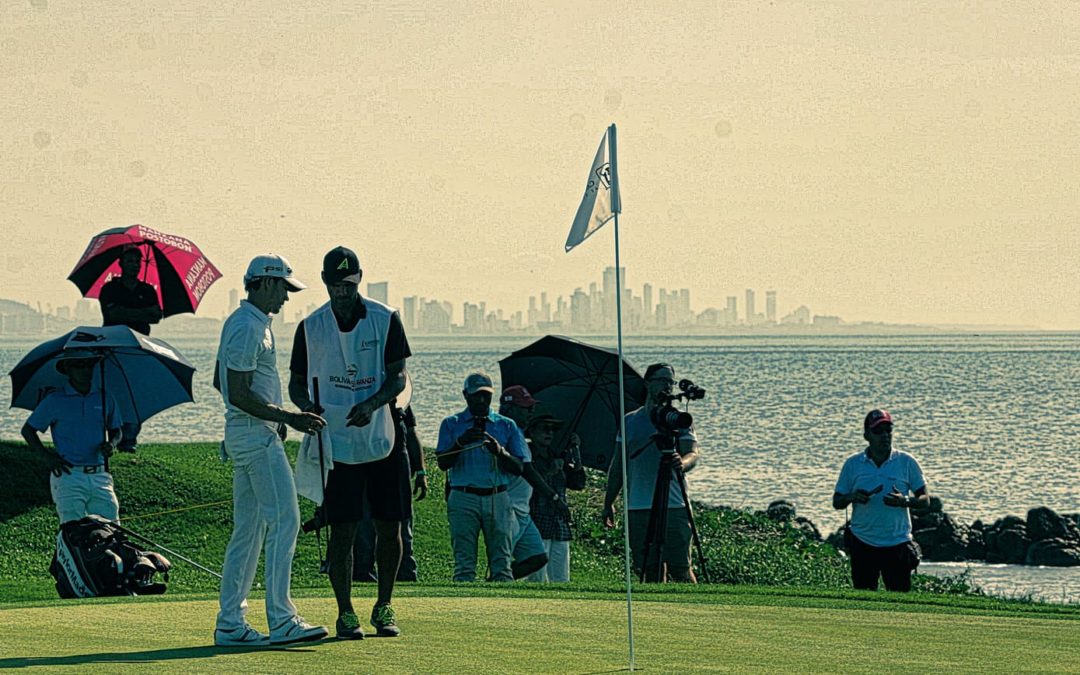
[926,496,945,513]
[913,511,968,562]
[1024,538,1080,567]
[765,500,796,523]
[965,528,986,560]
[986,523,1029,564]
[995,515,1026,531]
[1027,507,1070,542]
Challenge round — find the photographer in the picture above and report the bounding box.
[436,372,527,582]
[602,363,700,583]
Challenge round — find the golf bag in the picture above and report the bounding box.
[49,515,171,598]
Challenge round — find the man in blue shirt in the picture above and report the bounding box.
[436,372,527,582]
[21,349,123,524]
[833,409,930,592]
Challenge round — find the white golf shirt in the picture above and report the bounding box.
[835,449,926,548]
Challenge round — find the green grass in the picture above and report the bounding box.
[3,440,1080,672]
[1,595,1078,673]
[0,439,974,601]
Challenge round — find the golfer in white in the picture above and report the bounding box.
[214,254,328,647]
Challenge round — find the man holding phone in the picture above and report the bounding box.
[833,409,930,592]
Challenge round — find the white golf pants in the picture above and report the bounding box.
[526,539,570,582]
[50,470,119,523]
[216,421,300,633]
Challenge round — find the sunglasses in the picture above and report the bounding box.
[869,424,893,436]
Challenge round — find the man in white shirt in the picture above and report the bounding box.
[214,254,328,647]
[833,409,930,592]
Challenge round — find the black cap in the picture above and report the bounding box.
[322,246,362,284]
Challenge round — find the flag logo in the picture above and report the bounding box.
[595,162,612,189]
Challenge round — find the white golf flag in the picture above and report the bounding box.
[565,124,621,252]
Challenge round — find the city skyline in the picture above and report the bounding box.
[7,261,1014,336]
[2,3,1078,330]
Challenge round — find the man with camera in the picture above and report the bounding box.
[833,409,929,592]
[602,363,701,583]
[436,372,527,582]
[289,246,412,639]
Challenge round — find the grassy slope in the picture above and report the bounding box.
[2,440,1077,616]
[3,441,1080,672]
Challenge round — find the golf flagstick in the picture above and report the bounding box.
[565,123,632,670]
[610,131,636,672]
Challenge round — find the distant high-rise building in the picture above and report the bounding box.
[229,288,239,314]
[725,296,737,325]
[570,288,590,332]
[745,289,756,325]
[367,281,389,305]
[642,283,653,326]
[766,290,777,323]
[402,296,417,331]
[602,266,626,329]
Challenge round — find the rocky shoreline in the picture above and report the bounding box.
[762,500,1080,567]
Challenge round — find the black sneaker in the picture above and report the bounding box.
[336,611,365,640]
[370,602,400,637]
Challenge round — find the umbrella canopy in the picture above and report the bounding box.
[499,335,647,470]
[9,325,196,426]
[67,224,222,317]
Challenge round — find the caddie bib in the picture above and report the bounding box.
[304,300,395,464]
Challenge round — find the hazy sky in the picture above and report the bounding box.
[2,1,1078,328]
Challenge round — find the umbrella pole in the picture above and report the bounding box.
[99,357,110,474]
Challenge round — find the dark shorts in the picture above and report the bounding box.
[322,449,411,524]
[845,529,920,592]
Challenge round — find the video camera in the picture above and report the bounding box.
[649,378,707,434]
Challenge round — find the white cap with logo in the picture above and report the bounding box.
[243,254,306,291]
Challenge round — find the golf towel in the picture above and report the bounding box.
[295,428,334,504]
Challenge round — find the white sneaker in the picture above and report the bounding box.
[214,624,269,647]
[270,616,329,645]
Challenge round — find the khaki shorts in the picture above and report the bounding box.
[627,507,693,582]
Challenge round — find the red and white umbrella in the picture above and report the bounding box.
[67,224,222,317]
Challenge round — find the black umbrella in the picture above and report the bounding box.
[9,325,196,428]
[499,335,647,470]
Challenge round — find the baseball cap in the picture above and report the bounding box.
[500,385,538,409]
[244,254,306,291]
[323,246,362,284]
[863,409,893,431]
[463,371,495,395]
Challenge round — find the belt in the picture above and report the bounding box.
[451,485,507,496]
[80,465,107,474]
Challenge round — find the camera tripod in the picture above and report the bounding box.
[637,434,709,583]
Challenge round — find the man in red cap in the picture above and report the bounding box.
[833,409,930,592]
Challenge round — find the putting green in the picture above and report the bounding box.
[1,595,1078,673]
